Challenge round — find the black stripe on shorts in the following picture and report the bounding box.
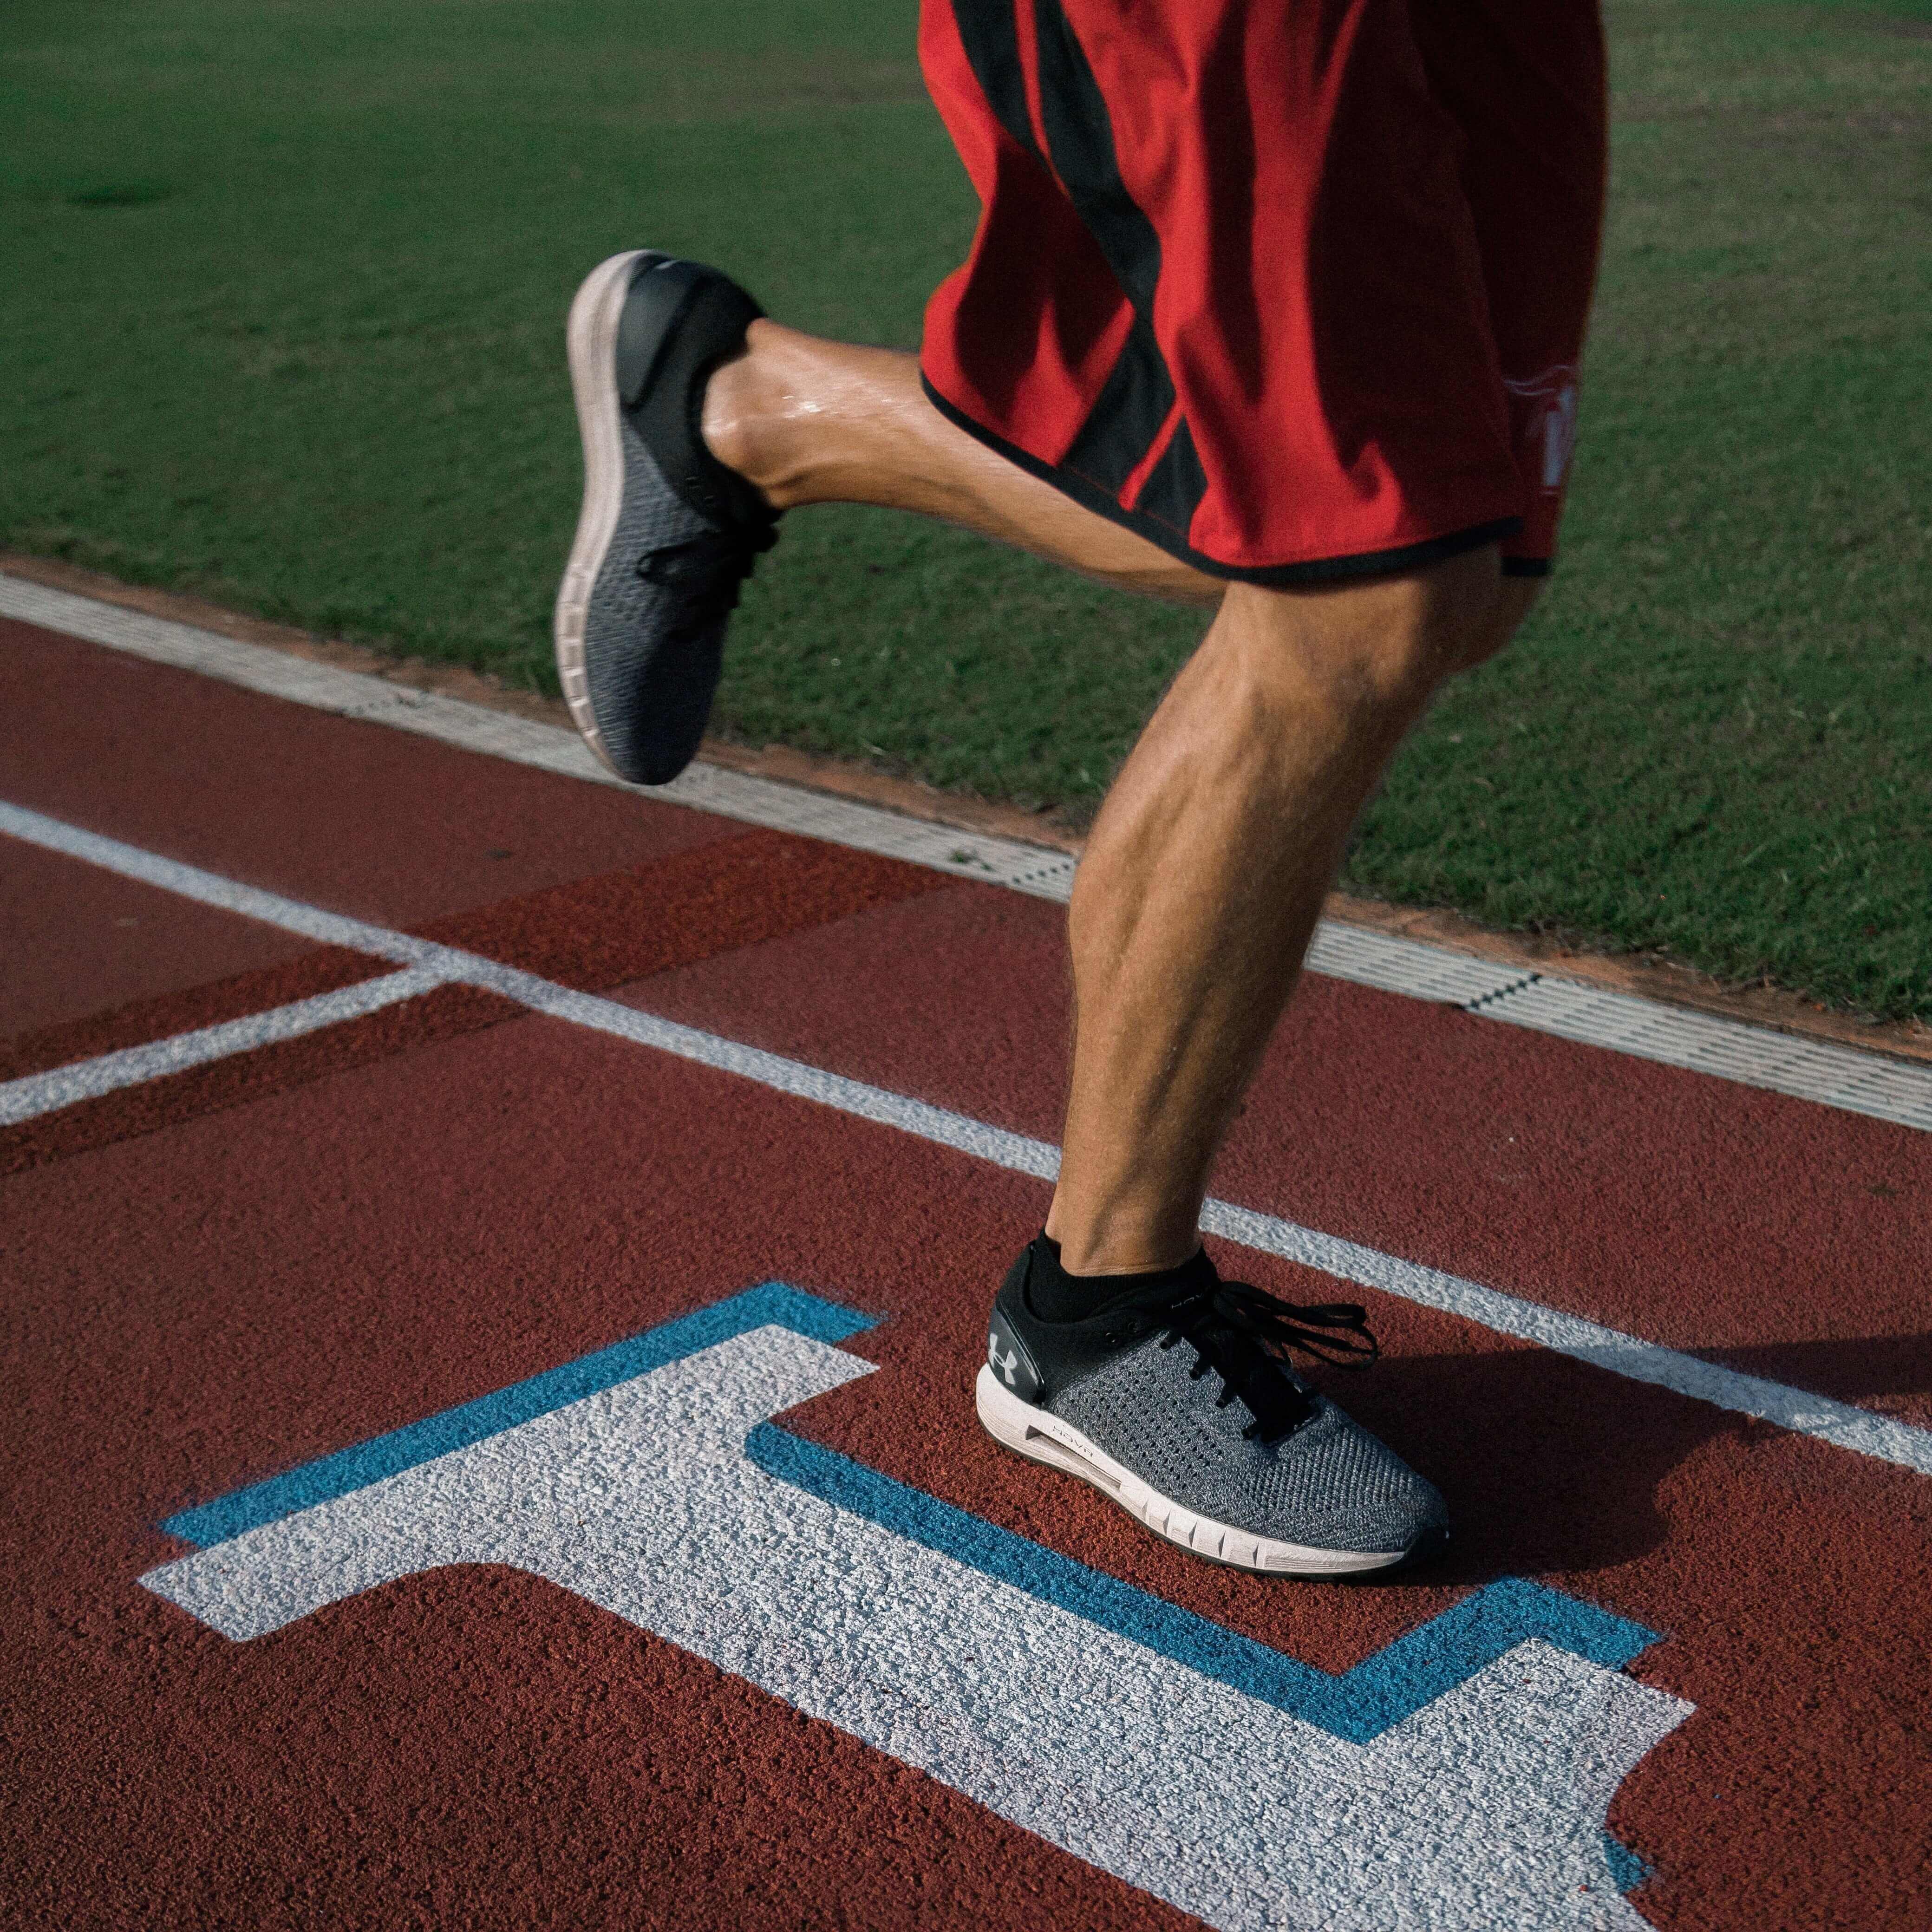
[946,0,1200,518]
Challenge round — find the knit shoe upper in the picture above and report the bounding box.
[982,1237,1447,1566]
[1051,1332,1446,1556]
[555,251,777,786]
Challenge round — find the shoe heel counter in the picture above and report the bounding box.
[986,1306,1045,1405]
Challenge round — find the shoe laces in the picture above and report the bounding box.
[637,521,778,640]
[1154,1276,1378,1445]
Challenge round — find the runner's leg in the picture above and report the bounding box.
[702,323,1221,603]
[701,320,1534,1277]
[695,0,1582,1286]
[1045,552,1522,1272]
[553,0,1579,1566]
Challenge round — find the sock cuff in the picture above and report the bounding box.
[1025,1231,1212,1322]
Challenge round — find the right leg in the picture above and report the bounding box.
[1044,551,1517,1276]
[702,321,1221,606]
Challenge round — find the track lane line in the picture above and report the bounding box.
[0,966,451,1126]
[0,802,442,964]
[9,795,1930,1480]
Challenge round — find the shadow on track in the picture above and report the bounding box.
[1340,1333,1932,1583]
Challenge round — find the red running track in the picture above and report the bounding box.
[3,615,1929,1930]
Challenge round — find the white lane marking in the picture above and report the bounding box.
[0,802,440,964]
[0,967,449,1126]
[142,1325,1690,1932]
[9,795,1931,1481]
[13,567,1928,1131]
[1198,1201,1924,1470]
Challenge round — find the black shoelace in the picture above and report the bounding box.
[637,522,778,641]
[1155,1279,1378,1444]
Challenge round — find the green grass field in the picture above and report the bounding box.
[4,0,1929,1017]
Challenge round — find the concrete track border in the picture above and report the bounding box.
[7,571,1927,1134]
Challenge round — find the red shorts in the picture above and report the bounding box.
[918,0,1607,582]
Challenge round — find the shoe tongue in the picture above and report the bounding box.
[1069,1259,1313,1442]
[1224,1350,1314,1443]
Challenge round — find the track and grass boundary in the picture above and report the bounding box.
[8,570,1932,1138]
[12,548,1927,1070]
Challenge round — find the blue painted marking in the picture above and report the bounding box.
[164,1280,1662,1749]
[1602,1832,1655,1894]
[163,1285,879,1548]
[746,1422,1658,1743]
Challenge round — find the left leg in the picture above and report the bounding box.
[973,554,1537,1576]
[702,322,1221,605]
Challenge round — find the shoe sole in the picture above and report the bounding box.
[555,248,655,783]
[975,1365,1429,1577]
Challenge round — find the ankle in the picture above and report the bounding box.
[700,318,829,511]
[1045,1208,1201,1278]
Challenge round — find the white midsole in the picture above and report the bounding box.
[553,249,650,781]
[974,1365,1412,1577]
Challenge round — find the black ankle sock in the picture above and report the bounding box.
[1023,1232,1213,1323]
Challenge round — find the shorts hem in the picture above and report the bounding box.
[922,372,1524,586]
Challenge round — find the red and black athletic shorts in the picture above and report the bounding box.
[918,0,1607,582]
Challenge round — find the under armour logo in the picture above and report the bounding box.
[988,1336,1022,1387]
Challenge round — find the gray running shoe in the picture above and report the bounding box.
[977,1237,1448,1575]
[555,250,778,785]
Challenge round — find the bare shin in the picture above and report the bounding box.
[1044,549,1521,1274]
[698,317,1538,1279]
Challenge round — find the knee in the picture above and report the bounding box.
[1452,574,1542,675]
[1221,543,1515,740]
[1354,546,1541,702]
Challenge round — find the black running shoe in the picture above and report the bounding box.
[978,1237,1449,1575]
[555,250,779,785]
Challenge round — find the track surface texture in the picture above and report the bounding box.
[5,615,1930,1932]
